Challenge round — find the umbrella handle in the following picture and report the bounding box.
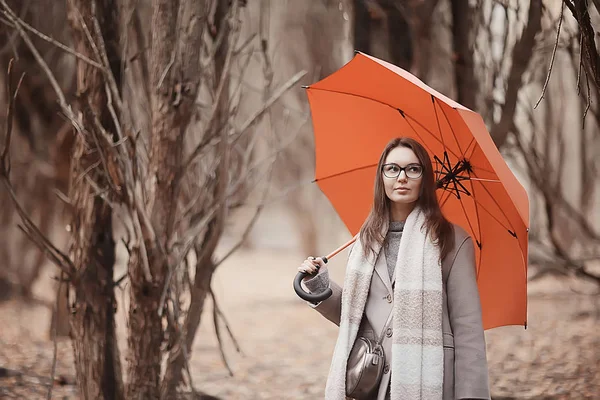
[293,256,333,303]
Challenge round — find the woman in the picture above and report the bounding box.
[298,137,490,400]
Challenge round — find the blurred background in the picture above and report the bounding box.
[0,0,598,399]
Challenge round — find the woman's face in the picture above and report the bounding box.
[382,146,423,205]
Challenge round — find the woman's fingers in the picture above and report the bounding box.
[299,258,320,274]
[311,257,324,267]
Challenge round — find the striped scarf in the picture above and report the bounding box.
[324,207,443,400]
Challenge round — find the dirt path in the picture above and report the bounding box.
[1,247,598,399]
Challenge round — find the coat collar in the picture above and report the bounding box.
[364,218,394,293]
[374,247,393,293]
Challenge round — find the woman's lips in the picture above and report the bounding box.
[394,187,409,192]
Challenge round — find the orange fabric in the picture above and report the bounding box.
[306,52,529,330]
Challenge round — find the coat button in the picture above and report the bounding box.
[386,293,392,303]
[386,327,392,338]
[384,364,390,374]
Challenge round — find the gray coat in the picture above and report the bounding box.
[306,225,491,400]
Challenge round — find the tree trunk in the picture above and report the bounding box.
[127,0,205,398]
[353,0,372,54]
[160,1,227,396]
[409,0,439,79]
[65,0,124,398]
[450,0,477,110]
[380,0,412,70]
[160,257,215,398]
[490,0,541,147]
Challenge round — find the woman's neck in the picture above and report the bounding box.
[389,202,415,222]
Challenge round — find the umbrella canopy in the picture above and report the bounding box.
[304,52,529,330]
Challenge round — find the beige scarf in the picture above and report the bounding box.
[325,207,443,400]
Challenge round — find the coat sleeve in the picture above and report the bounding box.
[303,266,343,326]
[446,237,491,400]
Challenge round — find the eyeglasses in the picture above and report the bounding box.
[382,163,424,179]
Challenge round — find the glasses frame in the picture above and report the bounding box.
[381,162,424,180]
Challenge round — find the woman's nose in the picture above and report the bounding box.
[397,171,408,181]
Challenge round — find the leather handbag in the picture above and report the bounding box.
[345,313,392,399]
[345,336,385,399]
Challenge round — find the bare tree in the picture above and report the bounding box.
[1,0,306,398]
[125,0,207,397]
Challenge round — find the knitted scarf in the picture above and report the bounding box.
[324,207,443,400]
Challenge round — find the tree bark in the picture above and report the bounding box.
[65,0,124,399]
[450,0,478,110]
[127,0,205,398]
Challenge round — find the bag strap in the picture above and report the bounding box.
[376,307,394,345]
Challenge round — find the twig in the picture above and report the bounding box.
[214,207,263,269]
[184,69,307,168]
[184,3,240,170]
[73,160,102,187]
[89,3,125,115]
[158,201,221,317]
[1,59,75,277]
[52,188,72,206]
[577,32,583,93]
[534,1,564,109]
[47,270,64,400]
[0,59,24,175]
[113,272,128,287]
[0,8,104,69]
[213,152,274,269]
[211,288,242,355]
[14,221,73,278]
[211,301,233,376]
[583,69,591,123]
[86,98,121,193]
[235,69,307,143]
[167,289,198,396]
[0,0,83,134]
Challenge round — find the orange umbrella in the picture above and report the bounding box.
[293,52,529,330]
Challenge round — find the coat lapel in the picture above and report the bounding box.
[374,246,393,294]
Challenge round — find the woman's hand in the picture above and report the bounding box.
[298,256,325,280]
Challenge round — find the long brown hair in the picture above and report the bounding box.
[359,137,455,261]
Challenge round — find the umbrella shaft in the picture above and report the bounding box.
[326,236,358,260]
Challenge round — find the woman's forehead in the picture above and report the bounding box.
[385,147,419,164]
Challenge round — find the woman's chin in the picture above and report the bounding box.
[390,196,417,205]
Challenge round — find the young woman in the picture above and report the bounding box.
[298,137,490,400]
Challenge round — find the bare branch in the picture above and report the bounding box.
[89,3,125,115]
[184,7,241,170]
[534,1,564,108]
[210,287,243,357]
[0,0,83,133]
[0,59,23,174]
[565,0,600,88]
[236,69,307,142]
[214,167,270,268]
[210,290,234,376]
[1,59,75,277]
[0,8,104,69]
